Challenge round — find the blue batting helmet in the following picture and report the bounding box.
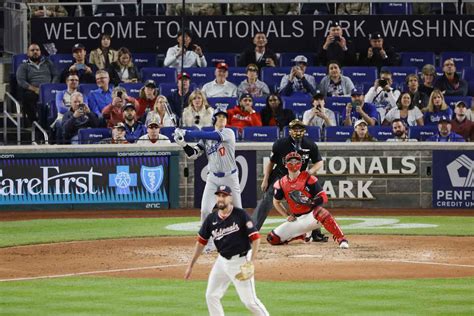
[212,107,228,125]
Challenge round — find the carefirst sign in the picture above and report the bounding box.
[318,156,417,199]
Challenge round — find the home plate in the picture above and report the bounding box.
[289,254,323,258]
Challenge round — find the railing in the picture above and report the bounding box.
[31,121,49,145]
[3,92,22,145]
[3,0,28,55]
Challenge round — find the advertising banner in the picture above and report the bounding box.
[194,150,257,208]
[432,150,474,209]
[31,15,474,54]
[0,155,170,208]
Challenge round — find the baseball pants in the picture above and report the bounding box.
[273,212,322,242]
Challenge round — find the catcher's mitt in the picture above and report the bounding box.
[235,261,254,281]
[289,190,313,206]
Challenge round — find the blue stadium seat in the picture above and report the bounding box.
[282,96,311,119]
[409,125,438,141]
[253,97,267,113]
[400,52,435,69]
[372,2,412,14]
[462,67,474,81]
[469,82,474,97]
[185,67,215,87]
[206,53,238,67]
[242,126,279,142]
[158,82,197,98]
[368,126,394,141]
[381,66,418,85]
[133,53,157,69]
[325,126,353,142]
[326,96,351,109]
[283,126,321,142]
[159,126,176,142]
[261,67,291,93]
[141,67,177,84]
[49,54,74,72]
[78,128,111,144]
[280,53,315,67]
[78,83,99,98]
[227,67,247,85]
[342,66,378,86]
[39,83,67,105]
[440,52,473,68]
[119,82,143,99]
[444,96,472,110]
[207,97,237,109]
[12,54,28,73]
[306,66,327,84]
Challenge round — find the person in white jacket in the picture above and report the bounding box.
[164,29,207,69]
[364,69,400,122]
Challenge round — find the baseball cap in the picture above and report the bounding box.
[292,55,308,64]
[455,101,467,108]
[146,116,161,127]
[144,80,156,88]
[438,116,450,124]
[215,185,232,196]
[369,32,383,40]
[331,21,341,28]
[72,43,85,52]
[216,62,228,71]
[354,119,368,128]
[177,72,191,80]
[122,102,135,112]
[313,90,324,99]
[114,122,126,130]
[239,93,253,102]
[289,119,305,129]
[351,88,364,96]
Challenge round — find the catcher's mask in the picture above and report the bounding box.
[285,152,302,173]
[288,119,306,141]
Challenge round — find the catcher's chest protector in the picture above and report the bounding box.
[280,171,313,215]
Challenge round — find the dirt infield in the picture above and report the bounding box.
[1,209,473,282]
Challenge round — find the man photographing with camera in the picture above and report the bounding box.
[359,32,399,69]
[318,22,356,66]
[365,69,401,122]
[343,88,377,126]
[62,92,99,144]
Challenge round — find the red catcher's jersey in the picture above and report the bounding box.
[275,171,319,215]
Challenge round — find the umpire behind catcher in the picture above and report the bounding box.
[252,119,326,241]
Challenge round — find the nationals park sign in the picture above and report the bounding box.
[31,15,474,54]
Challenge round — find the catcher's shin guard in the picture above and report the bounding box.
[267,230,284,245]
[313,208,345,243]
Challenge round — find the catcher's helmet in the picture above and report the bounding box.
[285,152,302,173]
[212,107,228,126]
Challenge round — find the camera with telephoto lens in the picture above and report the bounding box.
[333,36,341,42]
[378,79,388,88]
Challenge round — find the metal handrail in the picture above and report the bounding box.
[3,92,22,145]
[32,121,49,145]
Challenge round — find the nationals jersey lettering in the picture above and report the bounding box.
[212,222,240,241]
[199,128,237,174]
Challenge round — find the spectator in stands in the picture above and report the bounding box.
[358,32,399,69]
[100,122,129,144]
[88,70,113,117]
[279,55,317,97]
[55,73,85,122]
[450,101,474,141]
[238,32,277,69]
[202,63,238,98]
[426,116,465,142]
[387,119,415,142]
[348,119,377,142]
[102,87,138,128]
[107,47,140,86]
[266,4,298,14]
[168,72,192,122]
[318,61,355,97]
[343,88,377,126]
[418,64,436,98]
[122,103,146,143]
[164,29,207,69]
[229,4,263,15]
[318,22,356,67]
[365,69,401,122]
[300,3,333,14]
[89,33,118,70]
[227,93,262,130]
[424,90,453,125]
[302,91,336,128]
[136,80,158,118]
[382,92,424,127]
[137,116,171,144]
[60,43,95,83]
[434,58,468,97]
[337,3,370,15]
[237,64,270,98]
[28,0,68,18]
[62,92,99,144]
[182,89,213,128]
[166,3,222,16]
[16,43,58,126]
[406,74,429,111]
[260,94,295,129]
[412,3,431,14]
[145,95,176,127]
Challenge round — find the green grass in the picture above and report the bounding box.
[1,216,473,248]
[0,277,473,315]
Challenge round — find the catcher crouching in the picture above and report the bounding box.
[268,152,349,249]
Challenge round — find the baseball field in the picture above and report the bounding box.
[1,209,473,315]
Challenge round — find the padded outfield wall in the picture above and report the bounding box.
[0,143,472,210]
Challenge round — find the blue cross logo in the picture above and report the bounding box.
[109,165,137,194]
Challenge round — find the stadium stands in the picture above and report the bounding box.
[440,52,473,68]
[132,53,157,69]
[408,125,439,141]
[140,67,177,84]
[242,126,279,142]
[78,83,99,97]
[381,66,418,85]
[227,67,248,85]
[282,96,311,119]
[373,2,412,15]
[444,96,473,109]
[185,67,215,87]
[253,97,267,113]
[49,54,74,72]
[325,126,354,142]
[261,67,291,92]
[206,53,238,67]
[369,126,394,141]
[283,126,321,142]
[78,128,111,144]
[280,52,315,67]
[207,97,237,109]
[400,52,436,69]
[342,66,378,87]
[119,82,143,99]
